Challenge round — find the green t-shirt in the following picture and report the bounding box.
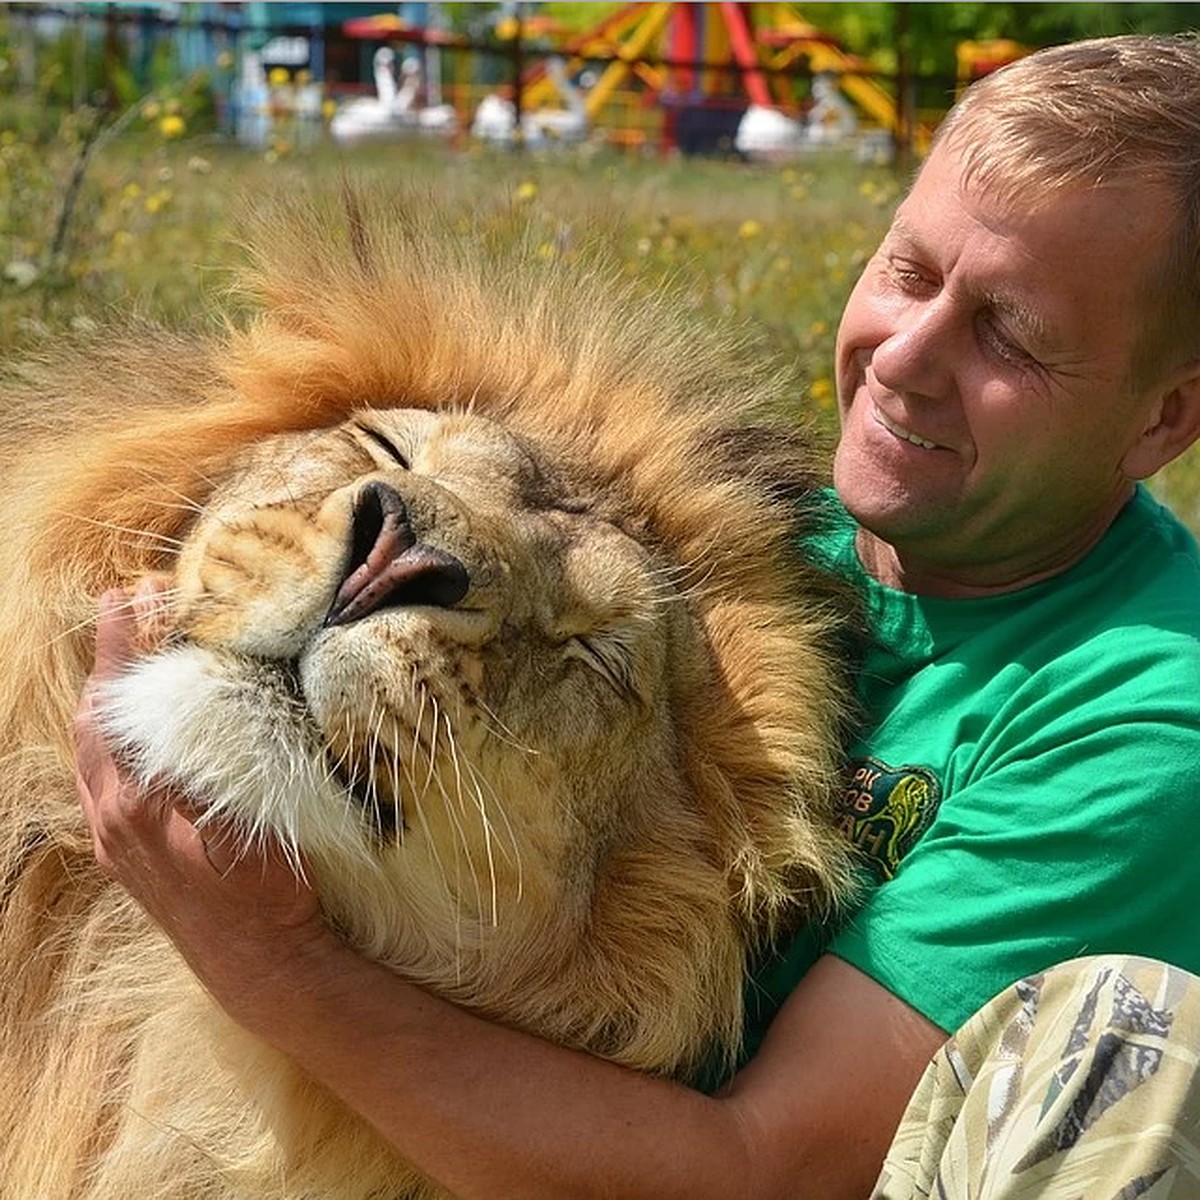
[745,485,1200,1054]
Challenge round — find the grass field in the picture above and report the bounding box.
[4,118,1200,529]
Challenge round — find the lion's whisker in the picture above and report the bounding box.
[132,497,207,516]
[460,752,523,909]
[324,711,368,847]
[421,691,463,954]
[395,725,458,920]
[444,711,499,928]
[119,469,210,518]
[646,554,720,600]
[106,539,181,564]
[367,699,394,843]
[411,682,430,791]
[448,733,522,878]
[41,588,185,650]
[429,697,486,960]
[70,514,188,550]
[421,690,440,800]
[358,699,380,836]
[472,698,539,758]
[388,716,405,849]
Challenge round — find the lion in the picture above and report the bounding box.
[0,194,857,1199]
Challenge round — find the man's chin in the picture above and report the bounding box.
[834,473,934,539]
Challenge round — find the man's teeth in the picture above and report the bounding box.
[875,409,937,450]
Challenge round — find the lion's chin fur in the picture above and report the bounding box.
[0,192,858,1199]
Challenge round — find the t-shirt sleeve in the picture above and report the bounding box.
[829,633,1200,1034]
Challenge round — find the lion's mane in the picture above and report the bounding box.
[0,193,857,1198]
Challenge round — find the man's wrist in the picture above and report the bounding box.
[207,913,356,1037]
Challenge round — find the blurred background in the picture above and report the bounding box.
[4,1,1199,522]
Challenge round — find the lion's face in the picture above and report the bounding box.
[100,407,694,958]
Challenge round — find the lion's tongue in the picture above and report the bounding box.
[326,544,469,626]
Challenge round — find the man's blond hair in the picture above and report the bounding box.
[936,34,1200,380]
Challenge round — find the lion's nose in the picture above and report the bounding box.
[325,481,470,627]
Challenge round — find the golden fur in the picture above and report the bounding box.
[0,194,856,1199]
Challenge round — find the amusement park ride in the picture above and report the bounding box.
[323,2,1026,157]
[509,1,910,157]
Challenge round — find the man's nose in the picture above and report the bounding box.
[870,298,959,401]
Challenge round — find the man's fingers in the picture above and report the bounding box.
[128,573,175,652]
[90,575,174,683]
[92,588,137,680]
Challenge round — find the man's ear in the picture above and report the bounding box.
[1122,364,1200,480]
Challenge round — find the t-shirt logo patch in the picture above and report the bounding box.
[839,758,941,881]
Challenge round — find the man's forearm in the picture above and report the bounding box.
[236,929,759,1200]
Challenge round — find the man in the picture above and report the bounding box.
[76,34,1200,1198]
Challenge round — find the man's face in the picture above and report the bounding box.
[833,142,1174,593]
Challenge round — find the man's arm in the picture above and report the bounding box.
[76,590,946,1200]
[228,938,941,1200]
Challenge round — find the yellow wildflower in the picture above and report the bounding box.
[738,219,761,240]
[159,114,185,139]
[144,188,173,214]
[515,181,538,202]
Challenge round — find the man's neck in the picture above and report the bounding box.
[854,486,1136,599]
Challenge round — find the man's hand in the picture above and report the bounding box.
[73,577,328,1026]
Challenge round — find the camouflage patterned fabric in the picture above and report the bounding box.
[874,956,1200,1199]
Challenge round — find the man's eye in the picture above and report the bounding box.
[886,258,936,295]
[978,316,1038,367]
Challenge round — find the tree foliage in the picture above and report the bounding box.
[766,3,1200,80]
[525,3,1200,83]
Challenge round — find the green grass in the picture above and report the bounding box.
[3,115,1199,529]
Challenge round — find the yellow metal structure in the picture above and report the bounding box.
[514,3,932,150]
[520,2,672,120]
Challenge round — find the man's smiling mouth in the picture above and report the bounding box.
[872,406,940,450]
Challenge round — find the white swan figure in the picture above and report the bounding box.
[331,47,457,144]
[471,57,588,147]
[735,105,805,161]
[735,74,858,162]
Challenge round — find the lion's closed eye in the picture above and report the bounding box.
[564,631,640,698]
[352,422,412,470]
